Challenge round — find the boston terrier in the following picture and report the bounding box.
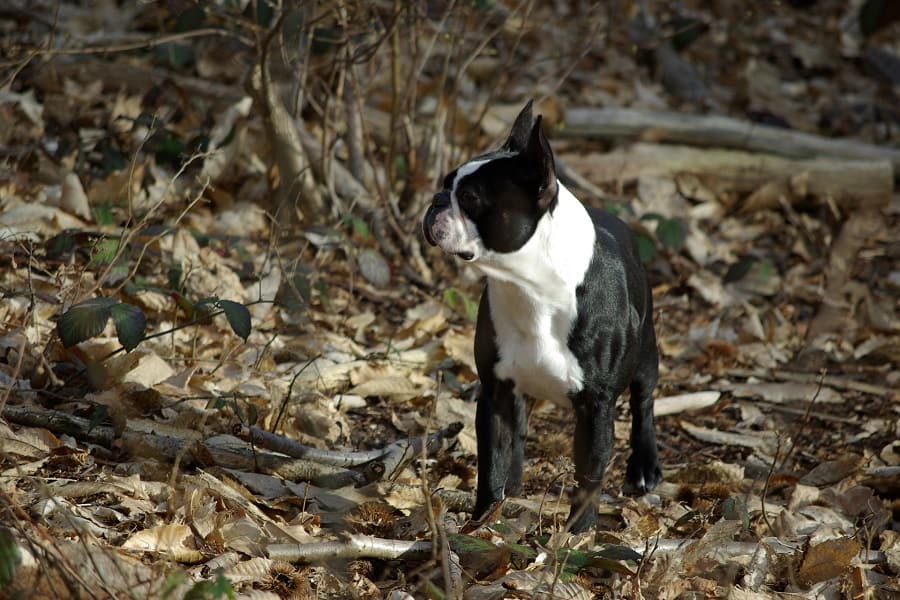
[422,101,661,533]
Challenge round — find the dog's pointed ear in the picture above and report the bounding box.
[502,99,534,152]
[523,115,558,210]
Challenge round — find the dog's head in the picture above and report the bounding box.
[422,100,559,262]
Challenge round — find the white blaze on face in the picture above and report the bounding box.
[429,159,490,261]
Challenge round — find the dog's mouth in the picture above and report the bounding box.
[423,223,436,247]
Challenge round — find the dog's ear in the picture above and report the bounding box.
[502,99,534,153]
[523,115,558,210]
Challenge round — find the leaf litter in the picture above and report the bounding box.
[0,1,899,598]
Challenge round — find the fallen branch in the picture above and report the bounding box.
[268,534,432,563]
[201,434,366,488]
[561,107,900,173]
[2,404,115,444]
[265,533,886,566]
[237,422,463,478]
[2,404,460,488]
[724,367,895,398]
[239,425,385,467]
[563,143,892,208]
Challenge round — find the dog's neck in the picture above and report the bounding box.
[474,183,596,305]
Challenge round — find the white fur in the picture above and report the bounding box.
[477,183,596,406]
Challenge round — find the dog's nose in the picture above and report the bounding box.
[432,190,450,208]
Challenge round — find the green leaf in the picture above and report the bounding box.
[557,547,592,571]
[45,230,78,259]
[640,212,665,223]
[723,257,756,283]
[723,497,750,531]
[206,395,227,410]
[183,577,233,600]
[507,542,537,569]
[393,154,408,178]
[0,527,20,588]
[172,292,197,319]
[636,234,656,263]
[461,293,479,322]
[57,297,117,348]
[88,237,121,268]
[603,201,622,216]
[93,202,115,226]
[757,258,775,281]
[346,215,370,239]
[109,302,147,351]
[219,300,251,341]
[194,297,219,322]
[447,534,497,554]
[208,574,235,599]
[596,544,643,562]
[441,288,480,322]
[656,217,687,251]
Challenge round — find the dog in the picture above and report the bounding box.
[422,100,661,532]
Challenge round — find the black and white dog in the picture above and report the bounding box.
[422,101,661,533]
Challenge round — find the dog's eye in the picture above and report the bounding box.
[457,190,479,211]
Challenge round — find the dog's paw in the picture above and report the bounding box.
[624,449,662,494]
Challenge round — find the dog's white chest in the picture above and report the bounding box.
[489,282,584,405]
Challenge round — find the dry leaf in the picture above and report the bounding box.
[800,454,863,487]
[797,536,859,586]
[122,524,203,562]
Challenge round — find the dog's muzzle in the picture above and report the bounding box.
[422,191,451,247]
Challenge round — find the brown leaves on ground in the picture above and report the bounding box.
[1,0,899,599]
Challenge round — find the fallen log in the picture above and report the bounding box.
[563,143,893,208]
[561,107,900,173]
[2,404,459,488]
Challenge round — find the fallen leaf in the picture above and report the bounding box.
[122,524,203,563]
[799,454,863,487]
[797,536,859,586]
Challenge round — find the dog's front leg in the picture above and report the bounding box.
[473,378,524,520]
[567,389,616,533]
